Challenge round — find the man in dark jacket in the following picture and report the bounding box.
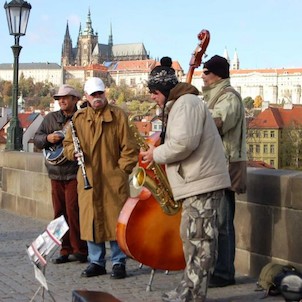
[34,84,87,264]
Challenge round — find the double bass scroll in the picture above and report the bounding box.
[186,29,210,83]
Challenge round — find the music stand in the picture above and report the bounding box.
[27,215,69,302]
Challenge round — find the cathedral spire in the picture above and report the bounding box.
[64,21,71,39]
[223,46,230,64]
[61,21,73,66]
[84,8,94,35]
[78,22,82,37]
[108,22,113,46]
[232,48,240,70]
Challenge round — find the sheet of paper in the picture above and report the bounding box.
[26,215,69,266]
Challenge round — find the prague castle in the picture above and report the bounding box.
[61,10,149,66]
[0,10,302,105]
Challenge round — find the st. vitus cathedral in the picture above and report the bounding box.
[61,10,149,67]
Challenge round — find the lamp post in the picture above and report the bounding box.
[4,0,31,151]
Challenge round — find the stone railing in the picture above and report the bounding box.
[235,167,302,276]
[0,151,52,221]
[1,151,302,277]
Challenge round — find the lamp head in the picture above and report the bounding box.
[4,0,31,36]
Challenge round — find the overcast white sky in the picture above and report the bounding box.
[0,0,300,71]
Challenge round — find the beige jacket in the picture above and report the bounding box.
[153,83,231,201]
[203,78,247,193]
[202,78,247,162]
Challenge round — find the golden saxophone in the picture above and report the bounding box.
[129,105,181,215]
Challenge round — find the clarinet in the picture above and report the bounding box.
[70,120,92,190]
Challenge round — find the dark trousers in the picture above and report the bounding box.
[214,189,236,281]
[51,179,87,256]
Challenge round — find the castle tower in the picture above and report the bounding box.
[231,49,240,70]
[61,21,74,66]
[76,9,99,66]
[223,47,230,64]
[60,8,148,67]
[74,23,82,66]
[108,23,113,60]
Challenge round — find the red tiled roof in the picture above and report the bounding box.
[111,59,183,73]
[248,105,302,129]
[248,160,275,169]
[114,60,157,72]
[64,64,108,72]
[277,105,302,127]
[18,112,40,129]
[85,64,108,72]
[154,60,183,72]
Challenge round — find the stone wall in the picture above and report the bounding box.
[1,151,302,277]
[235,168,302,276]
[0,151,52,221]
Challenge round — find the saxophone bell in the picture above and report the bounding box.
[132,166,146,189]
[129,104,181,216]
[132,166,180,216]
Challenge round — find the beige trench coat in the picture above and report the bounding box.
[63,104,138,243]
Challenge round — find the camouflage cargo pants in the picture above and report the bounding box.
[162,190,223,302]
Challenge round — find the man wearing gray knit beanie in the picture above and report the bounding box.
[143,57,231,302]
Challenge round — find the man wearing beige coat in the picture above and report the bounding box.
[202,55,247,288]
[63,77,138,279]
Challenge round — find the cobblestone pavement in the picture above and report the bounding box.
[0,209,286,302]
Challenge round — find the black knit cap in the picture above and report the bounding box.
[203,55,230,79]
[148,56,178,98]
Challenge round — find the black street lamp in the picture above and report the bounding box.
[4,0,31,151]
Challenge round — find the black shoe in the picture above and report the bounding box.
[81,263,107,278]
[208,275,235,288]
[111,264,126,279]
[51,255,70,264]
[69,253,88,263]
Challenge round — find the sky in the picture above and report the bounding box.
[0,0,301,71]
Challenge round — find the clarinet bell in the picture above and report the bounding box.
[84,177,92,190]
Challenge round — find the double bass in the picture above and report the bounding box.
[116,29,210,271]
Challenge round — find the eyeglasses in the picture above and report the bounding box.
[203,70,211,75]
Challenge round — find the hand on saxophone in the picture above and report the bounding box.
[140,144,155,164]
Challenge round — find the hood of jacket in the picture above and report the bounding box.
[168,82,199,101]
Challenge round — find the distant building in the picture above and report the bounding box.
[230,68,302,104]
[247,104,302,169]
[107,59,184,93]
[0,63,62,86]
[0,33,301,107]
[61,10,149,67]
[191,67,302,105]
[64,64,109,86]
